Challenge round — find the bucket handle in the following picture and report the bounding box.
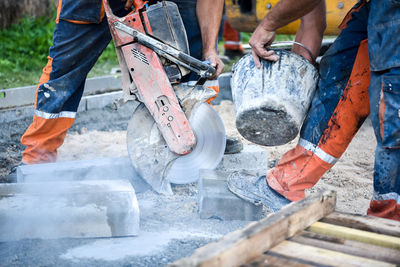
[269,41,316,63]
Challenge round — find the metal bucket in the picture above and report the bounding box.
[231,49,318,146]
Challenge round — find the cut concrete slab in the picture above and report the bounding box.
[212,72,232,105]
[198,169,264,221]
[0,180,139,241]
[16,145,267,195]
[17,157,150,193]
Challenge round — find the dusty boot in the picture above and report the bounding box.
[227,170,291,212]
[224,136,243,154]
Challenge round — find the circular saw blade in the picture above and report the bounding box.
[167,102,226,184]
[127,101,226,193]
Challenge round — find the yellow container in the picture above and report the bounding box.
[225,0,357,35]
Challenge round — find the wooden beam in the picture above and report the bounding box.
[321,211,400,237]
[269,240,395,267]
[242,252,313,267]
[291,231,400,264]
[169,191,336,267]
[307,222,400,250]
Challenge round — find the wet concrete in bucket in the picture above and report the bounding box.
[231,51,318,146]
[0,183,250,266]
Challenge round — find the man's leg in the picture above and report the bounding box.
[367,68,400,220]
[20,1,127,164]
[266,2,370,202]
[223,20,244,58]
[366,0,400,220]
[229,2,370,208]
[268,41,371,201]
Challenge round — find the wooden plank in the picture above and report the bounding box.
[169,191,336,267]
[321,211,400,237]
[307,222,400,250]
[291,231,400,264]
[241,252,314,267]
[270,240,395,267]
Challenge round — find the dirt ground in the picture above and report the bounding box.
[56,100,375,215]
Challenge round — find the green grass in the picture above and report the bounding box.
[0,14,118,89]
[0,15,55,88]
[0,16,294,89]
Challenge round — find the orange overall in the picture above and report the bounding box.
[267,1,400,221]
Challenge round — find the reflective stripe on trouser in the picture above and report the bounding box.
[223,20,243,51]
[266,2,370,202]
[21,11,114,164]
[267,39,370,202]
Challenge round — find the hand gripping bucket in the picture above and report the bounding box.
[231,47,319,146]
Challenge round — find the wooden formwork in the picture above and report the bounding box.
[171,191,400,267]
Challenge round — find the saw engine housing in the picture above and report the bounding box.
[103,0,225,194]
[103,0,215,156]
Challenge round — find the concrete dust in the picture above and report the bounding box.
[56,100,375,214]
[61,229,220,261]
[0,100,376,266]
[0,182,247,266]
[58,129,128,161]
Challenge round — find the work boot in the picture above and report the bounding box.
[227,170,291,212]
[224,136,243,154]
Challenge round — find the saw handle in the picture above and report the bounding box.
[177,53,216,78]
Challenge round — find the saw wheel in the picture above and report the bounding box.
[127,102,226,194]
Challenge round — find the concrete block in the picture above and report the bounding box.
[0,85,36,109]
[212,72,232,105]
[198,169,263,221]
[0,180,139,241]
[216,145,268,176]
[1,75,122,110]
[0,106,34,124]
[0,90,123,123]
[85,91,123,110]
[83,75,122,96]
[17,157,150,193]
[77,97,87,112]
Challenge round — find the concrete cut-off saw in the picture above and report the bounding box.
[103,0,226,194]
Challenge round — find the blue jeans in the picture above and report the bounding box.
[368,0,400,216]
